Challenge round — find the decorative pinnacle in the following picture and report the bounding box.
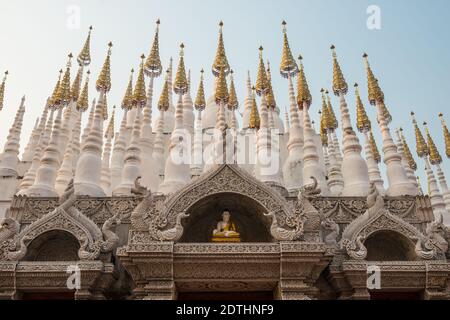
[424,122,442,165]
[121,69,134,110]
[0,70,9,111]
[77,26,92,66]
[318,110,328,146]
[194,69,206,111]
[77,70,90,112]
[266,62,276,109]
[49,69,63,109]
[325,90,338,130]
[369,129,381,163]
[411,112,429,158]
[145,19,163,78]
[228,70,238,110]
[439,113,450,158]
[212,21,230,77]
[331,45,348,96]
[279,21,298,78]
[96,42,113,93]
[399,128,418,171]
[173,43,188,95]
[363,53,384,105]
[158,69,170,111]
[105,105,116,139]
[249,86,260,130]
[132,54,147,107]
[255,46,269,96]
[215,66,229,104]
[103,94,109,120]
[354,83,371,133]
[296,55,312,109]
[320,89,332,132]
[54,53,73,108]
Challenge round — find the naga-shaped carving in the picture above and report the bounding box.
[0,216,19,243]
[101,212,121,252]
[425,214,448,254]
[265,211,305,241]
[346,235,367,260]
[299,176,321,200]
[414,237,437,260]
[321,217,339,246]
[130,177,151,231]
[155,211,189,242]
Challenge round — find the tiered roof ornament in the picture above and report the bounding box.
[215,66,229,104]
[331,45,348,95]
[144,19,163,78]
[363,53,384,105]
[424,122,442,165]
[255,46,269,96]
[296,55,312,109]
[133,54,147,107]
[121,69,134,110]
[77,70,90,112]
[399,128,417,171]
[53,53,73,108]
[158,70,170,111]
[227,70,238,110]
[173,43,188,95]
[369,130,381,163]
[355,83,371,133]
[77,26,93,66]
[249,86,260,130]
[96,42,113,93]
[194,69,206,111]
[439,113,450,158]
[411,112,429,158]
[0,71,8,111]
[266,62,276,109]
[212,21,230,77]
[279,21,298,78]
[105,106,116,139]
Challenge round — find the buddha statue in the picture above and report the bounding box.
[212,210,240,242]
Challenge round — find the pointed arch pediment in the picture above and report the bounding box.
[161,164,293,229]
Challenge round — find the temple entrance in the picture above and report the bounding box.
[179,192,272,243]
[178,291,274,300]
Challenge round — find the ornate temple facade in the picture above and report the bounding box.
[1,20,450,300]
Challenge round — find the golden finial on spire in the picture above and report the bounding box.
[105,105,116,139]
[215,66,229,104]
[55,53,73,108]
[212,21,230,77]
[363,53,384,105]
[249,86,260,130]
[173,43,188,95]
[354,83,371,133]
[77,70,90,112]
[319,110,328,146]
[195,69,206,111]
[266,62,276,109]
[330,45,348,96]
[439,113,450,158]
[71,62,84,102]
[255,46,269,96]
[121,69,134,110]
[424,122,442,165]
[411,112,429,158]
[49,69,63,109]
[158,69,170,111]
[0,71,8,111]
[369,129,381,163]
[77,26,92,66]
[145,19,163,78]
[279,21,298,78]
[228,70,238,110]
[133,54,147,107]
[399,128,417,171]
[96,42,113,93]
[325,90,338,131]
[296,55,312,109]
[320,89,332,131]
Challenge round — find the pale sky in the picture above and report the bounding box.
[1,0,449,188]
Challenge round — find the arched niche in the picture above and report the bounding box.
[365,230,416,261]
[23,230,80,261]
[179,192,272,243]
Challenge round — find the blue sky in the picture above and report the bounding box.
[1,0,449,188]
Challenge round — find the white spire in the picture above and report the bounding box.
[80,98,96,147]
[242,71,253,129]
[22,114,42,162]
[183,70,195,134]
[140,77,159,192]
[152,109,166,179]
[395,128,418,188]
[100,114,114,196]
[191,109,204,176]
[74,93,107,196]
[110,109,128,190]
[26,105,63,197]
[363,131,385,195]
[326,132,344,195]
[18,107,54,194]
[424,157,447,220]
[0,96,25,177]
[282,74,304,192]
